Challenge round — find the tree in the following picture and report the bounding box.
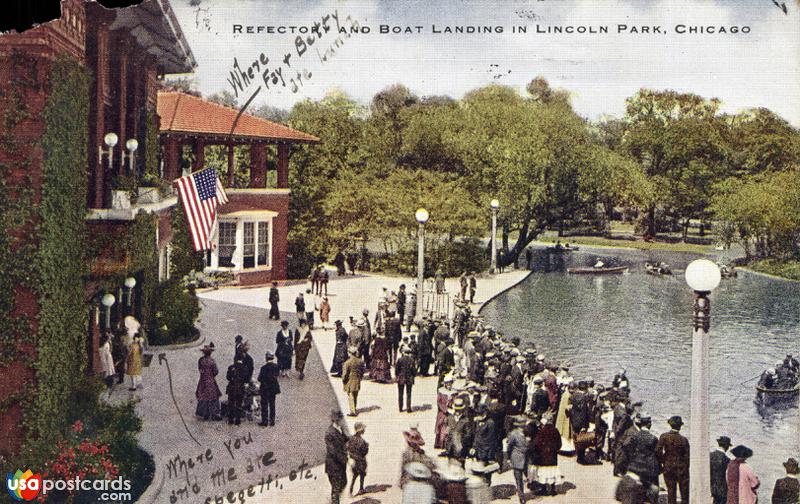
[206,90,238,108]
[711,170,800,258]
[724,108,800,176]
[445,84,597,265]
[285,92,367,276]
[365,84,419,167]
[251,104,290,123]
[162,77,201,96]
[526,76,570,105]
[621,89,726,237]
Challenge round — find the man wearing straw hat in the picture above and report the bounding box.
[446,397,474,464]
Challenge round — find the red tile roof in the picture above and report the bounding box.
[157,92,319,143]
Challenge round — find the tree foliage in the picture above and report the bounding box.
[280,81,799,276]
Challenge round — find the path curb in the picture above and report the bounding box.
[477,269,534,315]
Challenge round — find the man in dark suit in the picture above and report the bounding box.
[257,352,280,426]
[395,347,416,412]
[436,339,455,387]
[622,415,660,503]
[656,415,690,504]
[507,416,529,504]
[710,435,732,504]
[397,284,406,326]
[325,410,349,504]
[529,377,550,417]
[569,381,593,464]
[772,457,800,504]
[268,282,280,320]
[384,310,402,365]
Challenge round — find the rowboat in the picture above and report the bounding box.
[756,383,800,405]
[546,245,580,252]
[645,263,672,276]
[567,266,627,275]
[756,383,800,397]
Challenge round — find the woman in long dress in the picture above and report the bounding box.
[276,334,293,377]
[532,413,562,496]
[319,297,331,330]
[126,335,144,391]
[434,378,455,449]
[99,333,115,391]
[195,343,222,420]
[555,382,575,453]
[330,321,349,376]
[369,331,392,383]
[726,445,760,504]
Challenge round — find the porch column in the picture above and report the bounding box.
[277,144,290,189]
[233,221,244,271]
[163,136,180,181]
[116,43,128,176]
[250,143,267,188]
[227,144,235,187]
[193,138,206,171]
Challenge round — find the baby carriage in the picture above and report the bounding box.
[242,381,261,422]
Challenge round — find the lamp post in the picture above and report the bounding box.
[685,258,721,504]
[490,199,499,273]
[415,208,429,321]
[122,138,139,175]
[124,276,137,307]
[98,132,118,169]
[101,293,116,330]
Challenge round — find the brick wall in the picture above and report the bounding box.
[220,191,290,281]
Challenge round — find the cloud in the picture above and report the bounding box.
[170,0,800,124]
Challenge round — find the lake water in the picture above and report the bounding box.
[480,246,800,497]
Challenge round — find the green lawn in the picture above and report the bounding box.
[537,235,715,254]
[745,259,800,281]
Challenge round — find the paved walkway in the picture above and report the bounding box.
[130,298,340,504]
[134,268,624,503]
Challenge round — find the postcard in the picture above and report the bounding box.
[1,1,798,503]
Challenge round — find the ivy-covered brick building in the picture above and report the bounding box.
[0,0,196,456]
[0,0,319,457]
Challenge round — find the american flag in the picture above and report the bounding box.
[175,168,229,251]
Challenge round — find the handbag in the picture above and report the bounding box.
[573,431,595,451]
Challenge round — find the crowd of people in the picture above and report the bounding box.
[187,267,799,504]
[319,276,798,504]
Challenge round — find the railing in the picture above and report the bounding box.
[422,285,451,320]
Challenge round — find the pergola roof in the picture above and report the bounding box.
[157,92,320,144]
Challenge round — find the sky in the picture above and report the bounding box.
[168,0,800,125]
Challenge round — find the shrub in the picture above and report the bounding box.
[19,377,154,504]
[148,279,200,345]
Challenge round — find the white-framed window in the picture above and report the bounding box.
[211,213,274,271]
[243,222,255,268]
[257,221,270,267]
[218,221,237,268]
